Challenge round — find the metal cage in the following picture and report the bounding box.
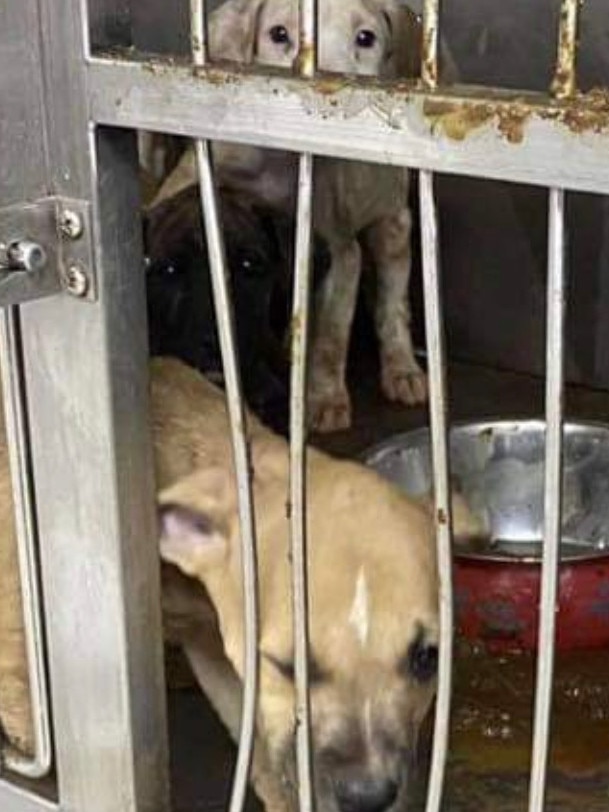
[0,0,600,810]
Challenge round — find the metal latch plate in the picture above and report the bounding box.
[0,197,97,307]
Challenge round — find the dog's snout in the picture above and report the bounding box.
[335,776,398,812]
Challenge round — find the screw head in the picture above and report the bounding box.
[5,240,47,272]
[59,209,84,240]
[64,264,89,298]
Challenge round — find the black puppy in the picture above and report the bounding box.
[145,186,330,433]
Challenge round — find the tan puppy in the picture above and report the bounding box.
[0,359,479,812]
[153,359,482,812]
[150,0,429,434]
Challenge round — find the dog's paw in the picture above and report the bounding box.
[381,363,428,406]
[307,389,352,433]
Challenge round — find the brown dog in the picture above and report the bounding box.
[0,358,480,812]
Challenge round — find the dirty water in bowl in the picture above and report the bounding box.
[412,641,609,811]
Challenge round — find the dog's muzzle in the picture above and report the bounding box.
[334,775,399,812]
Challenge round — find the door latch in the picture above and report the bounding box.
[0,197,97,307]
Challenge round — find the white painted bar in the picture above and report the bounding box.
[419,170,453,812]
[289,151,316,812]
[527,188,567,812]
[193,136,260,812]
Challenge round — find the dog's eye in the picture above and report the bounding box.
[355,29,377,49]
[269,25,291,46]
[404,639,438,683]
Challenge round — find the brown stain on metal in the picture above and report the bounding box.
[554,87,609,134]
[296,43,315,79]
[312,75,355,96]
[424,87,609,143]
[421,25,438,88]
[424,98,528,144]
[550,0,582,100]
[99,48,609,142]
[438,508,447,525]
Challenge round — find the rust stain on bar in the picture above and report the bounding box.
[421,0,439,88]
[297,43,316,79]
[95,51,609,142]
[424,87,609,143]
[551,0,582,99]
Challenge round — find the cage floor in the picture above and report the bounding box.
[169,358,609,812]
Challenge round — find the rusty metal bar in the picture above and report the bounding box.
[89,57,609,196]
[190,0,208,65]
[419,170,453,812]
[421,0,440,88]
[0,308,52,780]
[551,0,581,99]
[527,188,567,812]
[191,4,259,812]
[298,0,316,78]
[289,150,316,812]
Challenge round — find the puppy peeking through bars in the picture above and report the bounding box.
[135,2,472,812]
[145,0,458,434]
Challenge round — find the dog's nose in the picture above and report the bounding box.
[335,777,398,812]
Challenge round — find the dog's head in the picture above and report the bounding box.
[209,0,422,78]
[159,447,439,812]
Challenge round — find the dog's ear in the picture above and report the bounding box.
[158,468,235,578]
[158,502,228,578]
[380,2,422,79]
[209,0,268,64]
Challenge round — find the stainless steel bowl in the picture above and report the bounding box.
[364,420,609,562]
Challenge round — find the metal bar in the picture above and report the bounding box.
[88,58,609,196]
[527,188,567,812]
[193,140,260,812]
[421,0,440,88]
[419,170,453,812]
[0,780,57,812]
[0,307,52,780]
[19,0,170,805]
[21,129,170,812]
[190,4,259,808]
[551,0,581,99]
[297,0,316,78]
[289,151,316,812]
[190,0,208,66]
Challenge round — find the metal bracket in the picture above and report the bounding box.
[0,197,97,306]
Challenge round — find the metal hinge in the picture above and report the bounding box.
[0,197,97,306]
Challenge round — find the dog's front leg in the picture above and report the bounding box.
[365,207,428,406]
[307,238,362,432]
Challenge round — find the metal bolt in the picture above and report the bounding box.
[59,209,84,240]
[64,264,89,298]
[0,240,47,272]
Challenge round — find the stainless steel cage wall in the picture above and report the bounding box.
[0,0,599,810]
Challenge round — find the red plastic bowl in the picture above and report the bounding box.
[454,553,609,652]
[364,421,609,653]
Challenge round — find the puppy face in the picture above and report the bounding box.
[160,453,438,812]
[210,0,421,78]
